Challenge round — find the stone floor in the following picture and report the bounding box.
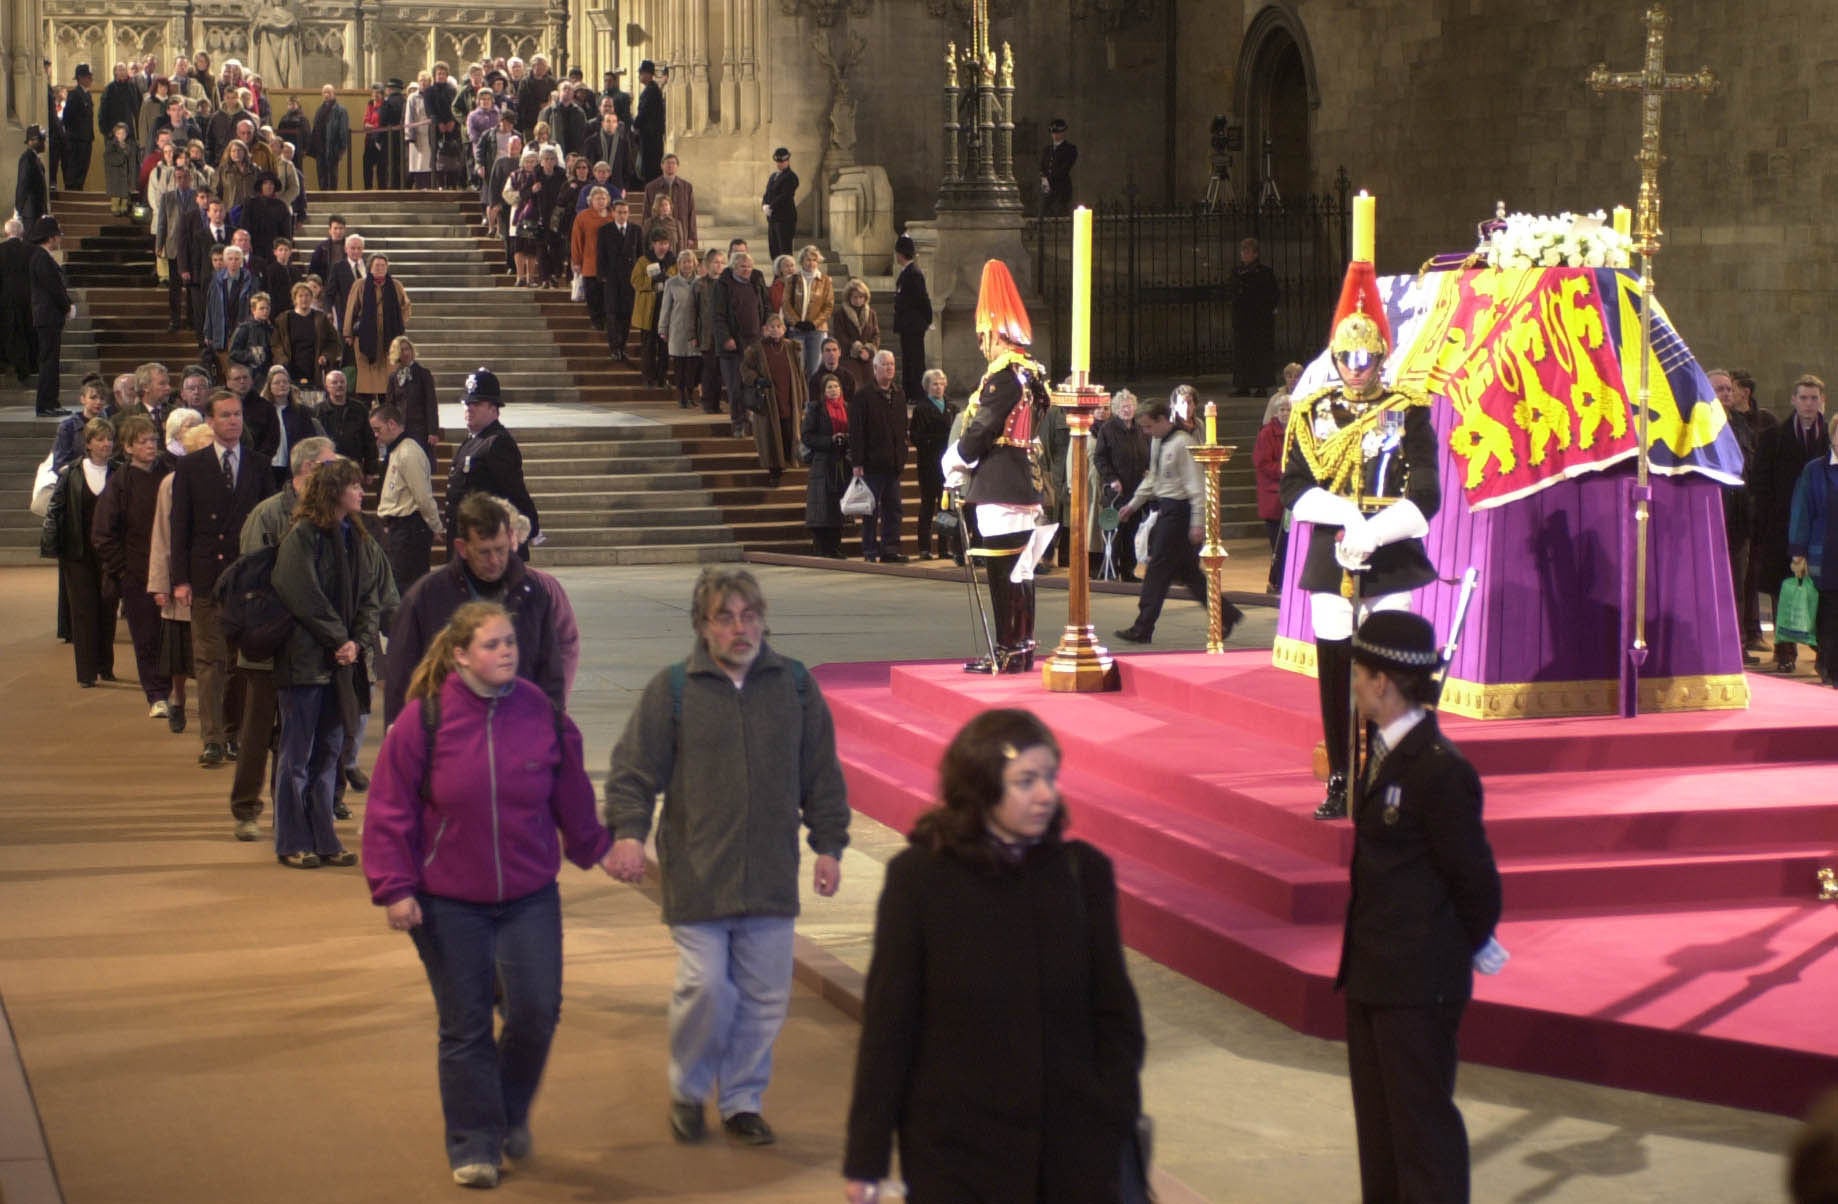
[0,562,1805,1203]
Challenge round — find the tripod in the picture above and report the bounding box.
[1203,151,1234,211]
[1257,135,1282,210]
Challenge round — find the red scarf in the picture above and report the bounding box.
[824,393,849,433]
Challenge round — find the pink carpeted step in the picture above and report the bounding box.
[817,655,1838,1116]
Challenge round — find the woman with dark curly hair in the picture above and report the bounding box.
[843,708,1145,1204]
[271,455,388,868]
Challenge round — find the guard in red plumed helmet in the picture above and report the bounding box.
[1278,218,1441,820]
[941,260,1057,674]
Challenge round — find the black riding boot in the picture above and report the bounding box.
[965,558,1022,673]
[1012,578,1038,671]
[1314,637,1353,819]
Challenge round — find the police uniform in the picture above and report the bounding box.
[1336,611,1502,1204]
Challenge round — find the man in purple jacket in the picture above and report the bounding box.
[384,491,565,726]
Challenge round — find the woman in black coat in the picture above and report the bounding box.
[801,375,850,558]
[843,708,1145,1204]
[91,414,172,709]
[385,336,441,457]
[40,418,119,687]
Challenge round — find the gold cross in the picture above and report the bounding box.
[1587,4,1717,254]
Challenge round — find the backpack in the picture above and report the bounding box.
[666,656,810,750]
[213,544,297,661]
[420,684,568,802]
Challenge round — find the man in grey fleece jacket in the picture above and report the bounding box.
[604,566,850,1149]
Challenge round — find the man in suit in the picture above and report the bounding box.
[761,147,798,260]
[1336,610,1503,1204]
[891,235,932,404]
[378,79,407,189]
[633,60,665,184]
[1755,374,1830,674]
[325,233,367,356]
[1038,117,1077,219]
[596,198,643,362]
[642,154,697,248]
[28,217,72,417]
[14,125,48,231]
[172,189,217,339]
[63,64,96,191]
[169,390,276,767]
[157,166,197,331]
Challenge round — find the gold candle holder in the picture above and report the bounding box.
[1191,442,1237,654]
[1041,378,1120,692]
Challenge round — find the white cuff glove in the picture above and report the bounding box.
[941,443,974,481]
[1363,498,1429,548]
[1335,523,1376,571]
[1290,487,1363,530]
[762,204,772,217]
[1472,935,1509,976]
[645,262,661,278]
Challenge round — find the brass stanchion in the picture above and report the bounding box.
[1192,432,1237,655]
[1041,379,1119,691]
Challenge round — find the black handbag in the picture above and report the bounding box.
[746,377,772,414]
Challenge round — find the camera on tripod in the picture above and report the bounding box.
[1204,115,1242,209]
[1210,115,1243,156]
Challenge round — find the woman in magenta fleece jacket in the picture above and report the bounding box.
[363,600,616,1190]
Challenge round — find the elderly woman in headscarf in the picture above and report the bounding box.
[344,251,411,401]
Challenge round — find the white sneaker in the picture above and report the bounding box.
[452,1162,499,1188]
[149,700,170,718]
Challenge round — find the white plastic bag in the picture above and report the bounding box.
[570,274,586,302]
[28,449,56,517]
[840,476,876,517]
[1133,508,1158,564]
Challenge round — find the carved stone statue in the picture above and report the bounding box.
[249,0,303,87]
[811,30,865,167]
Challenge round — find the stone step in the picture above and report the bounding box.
[530,543,742,567]
[537,523,736,545]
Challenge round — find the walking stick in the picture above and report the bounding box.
[952,489,997,665]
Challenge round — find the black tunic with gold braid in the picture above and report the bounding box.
[1278,384,1441,597]
[957,349,1051,511]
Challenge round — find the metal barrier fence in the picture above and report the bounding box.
[1027,170,1352,383]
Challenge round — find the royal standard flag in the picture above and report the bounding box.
[1294,267,1746,511]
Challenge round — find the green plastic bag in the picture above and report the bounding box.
[1777,575,1819,647]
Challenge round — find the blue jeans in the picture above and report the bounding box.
[410,883,564,1170]
[273,683,344,857]
[668,915,795,1118]
[796,329,826,379]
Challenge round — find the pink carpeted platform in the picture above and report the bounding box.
[817,651,1838,1116]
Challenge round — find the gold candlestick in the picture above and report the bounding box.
[1041,380,1120,692]
[1191,442,1237,654]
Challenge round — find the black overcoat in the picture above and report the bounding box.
[1335,713,1502,1006]
[844,839,1144,1203]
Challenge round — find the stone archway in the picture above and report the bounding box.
[1235,3,1317,203]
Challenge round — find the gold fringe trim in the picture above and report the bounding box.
[1271,635,1751,719]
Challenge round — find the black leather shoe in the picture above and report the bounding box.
[333,799,353,821]
[1313,774,1349,820]
[880,552,908,564]
[167,704,186,733]
[669,1101,707,1144]
[1113,627,1151,645]
[198,742,226,767]
[722,1112,775,1146]
[224,741,239,762]
[345,766,370,792]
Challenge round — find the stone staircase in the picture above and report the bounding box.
[3,191,1267,565]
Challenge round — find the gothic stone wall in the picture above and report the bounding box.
[1292,0,1835,403]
